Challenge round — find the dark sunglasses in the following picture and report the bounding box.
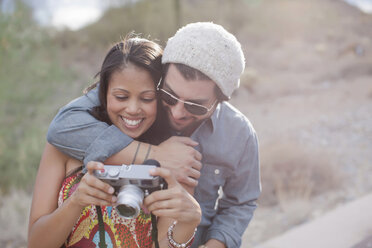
[157,79,217,116]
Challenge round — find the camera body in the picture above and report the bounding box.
[94,160,165,219]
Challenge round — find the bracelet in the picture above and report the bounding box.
[167,221,196,248]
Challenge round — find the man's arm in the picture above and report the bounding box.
[47,87,133,165]
[105,136,203,189]
[205,131,261,248]
[47,87,203,188]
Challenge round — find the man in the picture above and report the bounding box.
[47,22,260,247]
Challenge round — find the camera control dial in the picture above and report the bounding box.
[108,167,120,177]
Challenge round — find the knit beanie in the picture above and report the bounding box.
[162,22,245,99]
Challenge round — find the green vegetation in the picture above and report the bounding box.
[58,0,259,50]
[0,2,78,192]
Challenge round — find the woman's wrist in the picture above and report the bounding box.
[177,216,201,228]
[167,221,196,248]
[177,206,202,227]
[68,192,86,211]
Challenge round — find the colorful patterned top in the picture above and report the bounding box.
[58,171,153,248]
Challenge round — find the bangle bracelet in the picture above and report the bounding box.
[167,221,196,248]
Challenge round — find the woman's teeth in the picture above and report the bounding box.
[122,117,142,126]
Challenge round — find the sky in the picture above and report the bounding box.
[1,0,371,30]
[2,0,135,30]
[345,0,372,13]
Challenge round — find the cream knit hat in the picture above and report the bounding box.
[162,22,245,99]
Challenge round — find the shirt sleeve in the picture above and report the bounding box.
[46,87,133,164]
[205,130,261,247]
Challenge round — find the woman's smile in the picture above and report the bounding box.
[120,116,144,129]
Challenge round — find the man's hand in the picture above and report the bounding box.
[150,136,202,188]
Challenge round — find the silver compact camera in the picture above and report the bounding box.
[94,159,165,219]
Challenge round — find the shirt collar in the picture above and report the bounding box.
[198,101,221,134]
[209,102,221,132]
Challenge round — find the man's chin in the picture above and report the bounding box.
[169,122,186,132]
[170,120,201,136]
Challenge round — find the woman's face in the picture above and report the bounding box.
[107,63,157,139]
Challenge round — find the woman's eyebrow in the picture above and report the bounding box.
[140,90,156,94]
[112,88,129,93]
[112,88,155,94]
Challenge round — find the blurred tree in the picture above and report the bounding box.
[0,1,76,192]
[174,0,181,29]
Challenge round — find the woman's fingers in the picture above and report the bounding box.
[79,178,116,203]
[144,168,180,208]
[145,188,181,211]
[144,167,201,224]
[146,192,201,224]
[149,167,178,188]
[82,172,115,195]
[86,161,104,174]
[71,161,116,207]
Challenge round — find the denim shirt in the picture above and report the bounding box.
[47,87,261,248]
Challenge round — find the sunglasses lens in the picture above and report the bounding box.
[160,90,177,106]
[184,104,207,115]
[159,88,208,115]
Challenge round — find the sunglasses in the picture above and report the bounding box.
[157,80,217,116]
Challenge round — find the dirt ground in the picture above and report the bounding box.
[253,193,372,248]
[233,0,372,246]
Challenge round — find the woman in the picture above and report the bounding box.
[28,36,201,248]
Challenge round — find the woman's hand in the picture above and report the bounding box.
[143,167,201,226]
[70,161,117,208]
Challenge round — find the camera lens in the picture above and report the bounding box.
[116,205,136,218]
[116,185,144,219]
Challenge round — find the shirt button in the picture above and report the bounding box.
[214,169,220,175]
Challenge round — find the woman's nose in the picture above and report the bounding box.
[126,100,141,114]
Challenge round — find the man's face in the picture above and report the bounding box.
[160,64,218,135]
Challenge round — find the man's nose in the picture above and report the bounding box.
[170,101,187,119]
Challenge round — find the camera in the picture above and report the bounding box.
[94,159,165,219]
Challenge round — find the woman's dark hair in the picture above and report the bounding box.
[86,34,170,144]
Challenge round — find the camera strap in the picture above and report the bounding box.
[95,205,107,248]
[151,213,160,248]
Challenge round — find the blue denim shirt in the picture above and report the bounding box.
[47,87,261,248]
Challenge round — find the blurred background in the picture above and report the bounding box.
[0,0,371,247]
